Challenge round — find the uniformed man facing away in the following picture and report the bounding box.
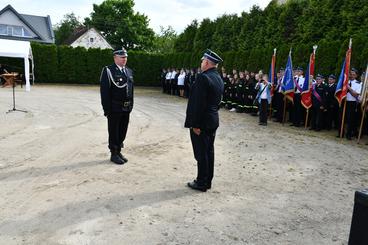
[100,47,134,165]
[184,49,224,192]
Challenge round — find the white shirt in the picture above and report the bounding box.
[259,82,268,99]
[347,79,362,102]
[177,73,186,85]
[295,76,305,93]
[277,77,283,92]
[170,71,177,79]
[165,72,172,80]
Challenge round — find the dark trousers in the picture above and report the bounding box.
[259,99,268,124]
[346,101,358,137]
[190,129,216,186]
[311,106,323,130]
[274,92,284,122]
[325,105,339,130]
[108,112,130,152]
[165,80,170,94]
[293,93,302,126]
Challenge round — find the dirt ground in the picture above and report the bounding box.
[0,85,367,245]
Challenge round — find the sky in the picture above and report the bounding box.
[1,0,272,34]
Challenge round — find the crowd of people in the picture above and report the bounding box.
[160,66,367,142]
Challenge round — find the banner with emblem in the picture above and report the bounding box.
[335,39,352,106]
[269,48,276,97]
[282,50,294,101]
[301,45,317,109]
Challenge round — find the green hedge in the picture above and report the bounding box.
[162,37,367,78]
[2,39,366,87]
[30,43,163,86]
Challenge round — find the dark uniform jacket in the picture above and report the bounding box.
[312,83,325,108]
[185,67,224,130]
[100,64,134,114]
[325,83,338,109]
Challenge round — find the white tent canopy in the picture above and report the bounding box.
[0,39,34,91]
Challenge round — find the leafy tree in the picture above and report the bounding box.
[193,18,216,53]
[85,0,155,50]
[174,20,198,52]
[153,26,177,54]
[54,13,83,45]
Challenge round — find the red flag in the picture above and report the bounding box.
[335,39,352,105]
[301,46,317,109]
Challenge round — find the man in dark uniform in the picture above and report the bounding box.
[273,68,285,122]
[324,74,338,130]
[185,49,224,192]
[310,74,326,131]
[100,47,134,165]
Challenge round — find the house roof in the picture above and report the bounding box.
[63,26,88,45]
[0,4,54,44]
[63,26,113,49]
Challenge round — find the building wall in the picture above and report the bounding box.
[70,28,113,50]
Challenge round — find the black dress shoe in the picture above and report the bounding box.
[194,179,211,189]
[110,154,125,165]
[118,153,128,163]
[187,181,207,192]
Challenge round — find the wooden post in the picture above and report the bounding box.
[357,102,367,144]
[339,99,347,139]
[305,109,309,129]
[269,101,273,119]
[282,96,287,125]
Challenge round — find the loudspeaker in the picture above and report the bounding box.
[348,189,368,245]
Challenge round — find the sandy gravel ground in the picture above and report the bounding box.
[0,85,367,245]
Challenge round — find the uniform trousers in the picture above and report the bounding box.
[346,101,358,138]
[311,106,323,130]
[293,93,302,126]
[108,112,130,152]
[259,99,268,124]
[190,128,216,186]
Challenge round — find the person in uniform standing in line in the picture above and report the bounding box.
[310,74,326,131]
[291,67,305,127]
[344,68,362,140]
[324,74,338,130]
[100,47,134,165]
[185,49,224,192]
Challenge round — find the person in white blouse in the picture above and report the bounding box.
[177,68,186,97]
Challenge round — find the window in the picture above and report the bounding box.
[0,25,6,35]
[0,24,32,37]
[23,28,32,37]
[89,37,94,43]
[13,26,22,36]
[7,26,12,35]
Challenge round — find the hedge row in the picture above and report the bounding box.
[31,43,163,86]
[1,38,367,86]
[165,36,368,77]
[0,43,164,86]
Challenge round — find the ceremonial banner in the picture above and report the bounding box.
[335,39,352,106]
[282,50,294,101]
[360,64,368,110]
[269,48,276,97]
[301,46,317,109]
